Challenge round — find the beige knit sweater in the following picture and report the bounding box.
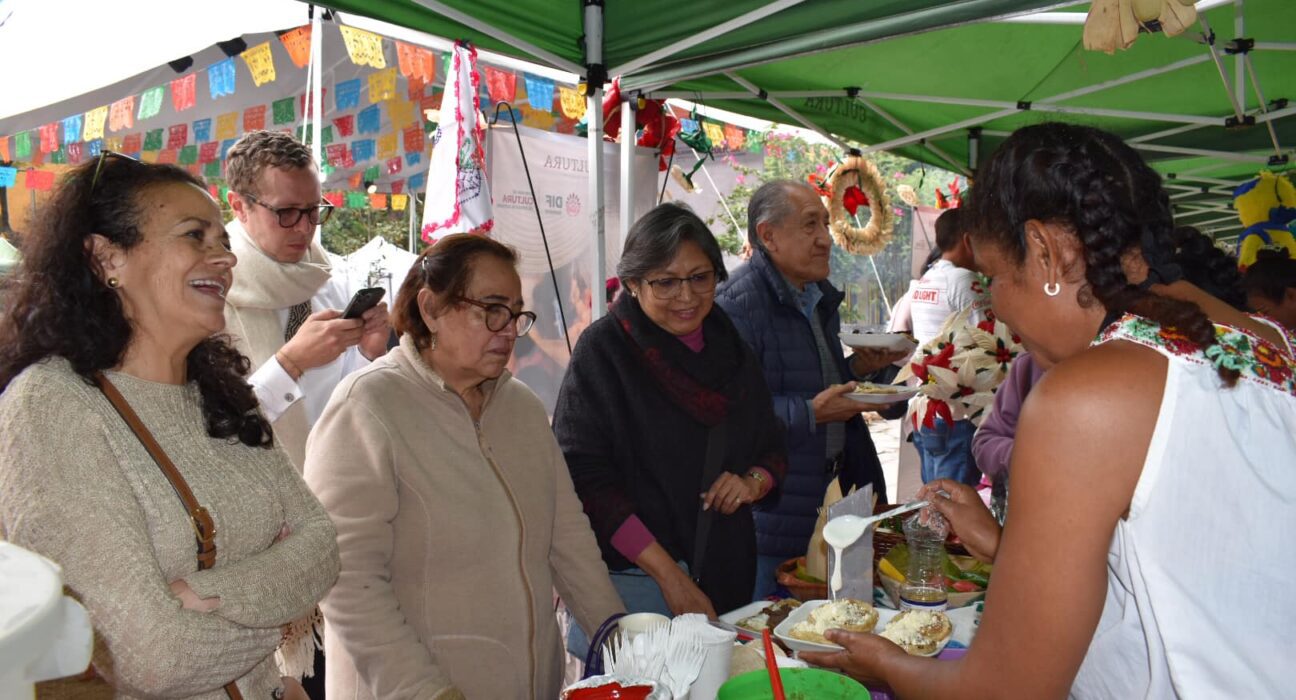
[304,336,624,700]
[0,358,340,699]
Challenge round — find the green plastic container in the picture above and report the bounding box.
[717,668,871,700]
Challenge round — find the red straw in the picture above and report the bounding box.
[761,628,786,700]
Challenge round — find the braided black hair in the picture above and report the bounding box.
[1171,226,1247,311]
[965,122,1238,384]
[0,155,274,447]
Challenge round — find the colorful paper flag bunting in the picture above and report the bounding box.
[369,67,397,103]
[405,151,421,167]
[83,106,109,141]
[272,97,296,125]
[220,139,237,160]
[192,118,212,143]
[14,132,31,160]
[391,180,404,195]
[408,172,425,191]
[38,124,59,154]
[167,124,188,149]
[352,139,376,163]
[208,114,236,142]
[339,26,386,69]
[61,116,82,145]
[323,191,344,208]
[321,125,334,145]
[724,124,746,150]
[66,142,84,163]
[485,67,517,104]
[244,105,267,132]
[50,147,66,165]
[30,147,45,166]
[0,137,9,162]
[26,169,55,191]
[333,115,355,137]
[369,193,388,210]
[138,87,164,121]
[363,165,380,182]
[402,125,424,154]
[204,160,222,178]
[348,171,364,189]
[325,143,348,167]
[558,86,585,120]
[0,167,16,188]
[208,58,237,99]
[335,79,361,111]
[279,25,312,69]
[523,74,555,111]
[241,42,277,87]
[378,133,398,159]
[171,73,197,112]
[395,42,434,84]
[122,133,143,153]
[299,89,328,119]
[521,108,554,130]
[385,156,402,175]
[199,141,219,163]
[87,139,103,157]
[387,99,415,130]
[179,145,198,165]
[703,122,726,150]
[345,191,368,208]
[157,148,178,164]
[109,96,136,132]
[357,105,381,134]
[391,193,408,210]
[143,129,164,151]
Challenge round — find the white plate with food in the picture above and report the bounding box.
[839,330,918,354]
[774,599,953,658]
[847,383,918,405]
[722,598,802,641]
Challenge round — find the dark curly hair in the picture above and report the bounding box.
[0,154,274,447]
[965,122,1238,384]
[1242,248,1296,304]
[1171,226,1247,311]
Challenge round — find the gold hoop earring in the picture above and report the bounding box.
[1044,282,1060,297]
[107,277,120,289]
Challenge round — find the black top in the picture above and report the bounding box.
[554,294,787,612]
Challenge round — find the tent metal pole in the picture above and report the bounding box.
[1241,54,1284,157]
[1191,213,1243,227]
[1129,122,1208,143]
[860,109,1017,155]
[586,0,607,321]
[1028,103,1220,126]
[1234,0,1246,113]
[1256,104,1296,124]
[1040,54,1210,102]
[309,5,324,244]
[1254,42,1296,51]
[1198,17,1246,121]
[609,0,807,77]
[619,96,635,267]
[854,97,970,175]
[408,0,584,73]
[724,72,850,150]
[1134,143,1272,162]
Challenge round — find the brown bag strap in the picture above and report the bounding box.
[93,372,245,700]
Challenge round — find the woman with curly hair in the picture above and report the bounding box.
[803,123,1295,698]
[0,154,339,699]
[1244,248,1296,331]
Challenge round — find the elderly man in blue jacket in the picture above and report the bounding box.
[716,179,907,600]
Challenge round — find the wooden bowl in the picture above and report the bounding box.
[775,556,829,601]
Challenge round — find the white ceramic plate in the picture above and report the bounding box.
[719,600,772,640]
[774,600,951,657]
[839,331,918,354]
[847,384,918,405]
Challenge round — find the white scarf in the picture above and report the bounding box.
[223,219,332,470]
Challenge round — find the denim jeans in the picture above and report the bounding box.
[752,554,788,601]
[913,417,980,485]
[566,564,683,660]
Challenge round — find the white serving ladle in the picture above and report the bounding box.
[823,500,930,599]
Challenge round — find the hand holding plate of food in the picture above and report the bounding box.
[847,382,919,405]
[839,328,918,354]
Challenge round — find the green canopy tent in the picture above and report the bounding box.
[312,0,1295,280]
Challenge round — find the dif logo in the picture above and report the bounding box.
[546,193,581,216]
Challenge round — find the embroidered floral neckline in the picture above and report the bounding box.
[1096,313,1296,397]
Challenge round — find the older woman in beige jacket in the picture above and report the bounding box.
[304,234,624,700]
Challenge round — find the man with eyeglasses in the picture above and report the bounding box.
[716,180,908,600]
[223,130,390,474]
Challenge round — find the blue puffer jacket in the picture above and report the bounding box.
[715,250,888,559]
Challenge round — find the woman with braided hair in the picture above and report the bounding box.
[802,123,1295,698]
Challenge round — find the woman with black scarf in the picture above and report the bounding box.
[555,203,787,635]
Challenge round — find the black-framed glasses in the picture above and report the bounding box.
[454,296,537,336]
[642,270,718,300]
[90,150,142,192]
[240,192,335,228]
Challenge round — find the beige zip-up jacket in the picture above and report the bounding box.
[304,336,624,699]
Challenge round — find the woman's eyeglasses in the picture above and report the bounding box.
[239,192,335,228]
[642,270,718,300]
[89,150,141,192]
[455,297,537,336]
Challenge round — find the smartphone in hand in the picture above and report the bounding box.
[341,287,385,320]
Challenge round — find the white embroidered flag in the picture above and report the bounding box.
[422,42,493,241]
